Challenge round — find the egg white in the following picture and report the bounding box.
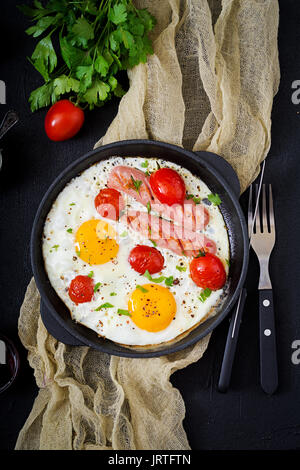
[42,157,230,346]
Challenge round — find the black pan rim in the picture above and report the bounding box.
[30,139,249,358]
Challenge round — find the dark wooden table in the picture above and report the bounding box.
[1,0,300,451]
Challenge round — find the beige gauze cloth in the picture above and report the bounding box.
[16,0,280,450]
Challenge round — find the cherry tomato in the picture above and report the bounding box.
[68,275,94,304]
[44,100,84,141]
[128,245,165,274]
[94,188,125,220]
[190,253,226,290]
[149,168,186,206]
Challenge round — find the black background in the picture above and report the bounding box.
[1,0,300,451]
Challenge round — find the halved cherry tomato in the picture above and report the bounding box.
[149,168,186,206]
[45,100,84,141]
[94,188,124,221]
[128,245,165,274]
[190,253,226,290]
[68,275,94,304]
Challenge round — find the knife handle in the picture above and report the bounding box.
[218,288,247,393]
[259,289,278,394]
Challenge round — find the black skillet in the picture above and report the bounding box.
[31,139,249,358]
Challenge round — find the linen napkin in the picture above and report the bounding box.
[15,0,280,450]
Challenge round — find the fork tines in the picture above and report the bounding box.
[248,184,275,237]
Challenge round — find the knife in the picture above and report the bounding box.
[218,160,265,392]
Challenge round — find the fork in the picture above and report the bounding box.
[249,184,278,394]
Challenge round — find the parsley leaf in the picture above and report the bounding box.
[130,175,142,193]
[117,309,131,316]
[72,17,94,48]
[176,265,187,272]
[164,276,174,287]
[30,33,57,82]
[94,282,101,292]
[26,15,60,38]
[95,302,114,311]
[143,270,174,286]
[108,4,127,25]
[29,81,53,111]
[59,34,88,70]
[81,78,110,109]
[143,270,165,284]
[28,74,80,111]
[136,285,148,293]
[94,55,110,77]
[53,75,80,96]
[199,288,212,303]
[207,193,222,206]
[186,193,201,204]
[18,3,51,19]
[76,64,94,93]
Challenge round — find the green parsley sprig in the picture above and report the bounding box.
[117,308,131,316]
[143,270,174,287]
[207,193,221,206]
[176,265,187,272]
[19,0,156,111]
[95,302,114,311]
[186,193,201,205]
[199,288,212,303]
[130,175,143,193]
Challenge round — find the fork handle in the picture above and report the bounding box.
[259,289,278,394]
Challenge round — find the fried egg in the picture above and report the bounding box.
[128,284,177,333]
[42,157,230,347]
[75,219,119,265]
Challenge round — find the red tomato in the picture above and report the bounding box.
[190,253,226,290]
[68,275,94,304]
[128,245,165,274]
[44,100,84,141]
[149,168,186,206]
[94,188,124,220]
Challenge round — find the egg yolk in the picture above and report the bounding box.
[128,284,176,332]
[75,219,119,265]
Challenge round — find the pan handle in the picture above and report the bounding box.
[194,151,240,198]
[40,301,85,346]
